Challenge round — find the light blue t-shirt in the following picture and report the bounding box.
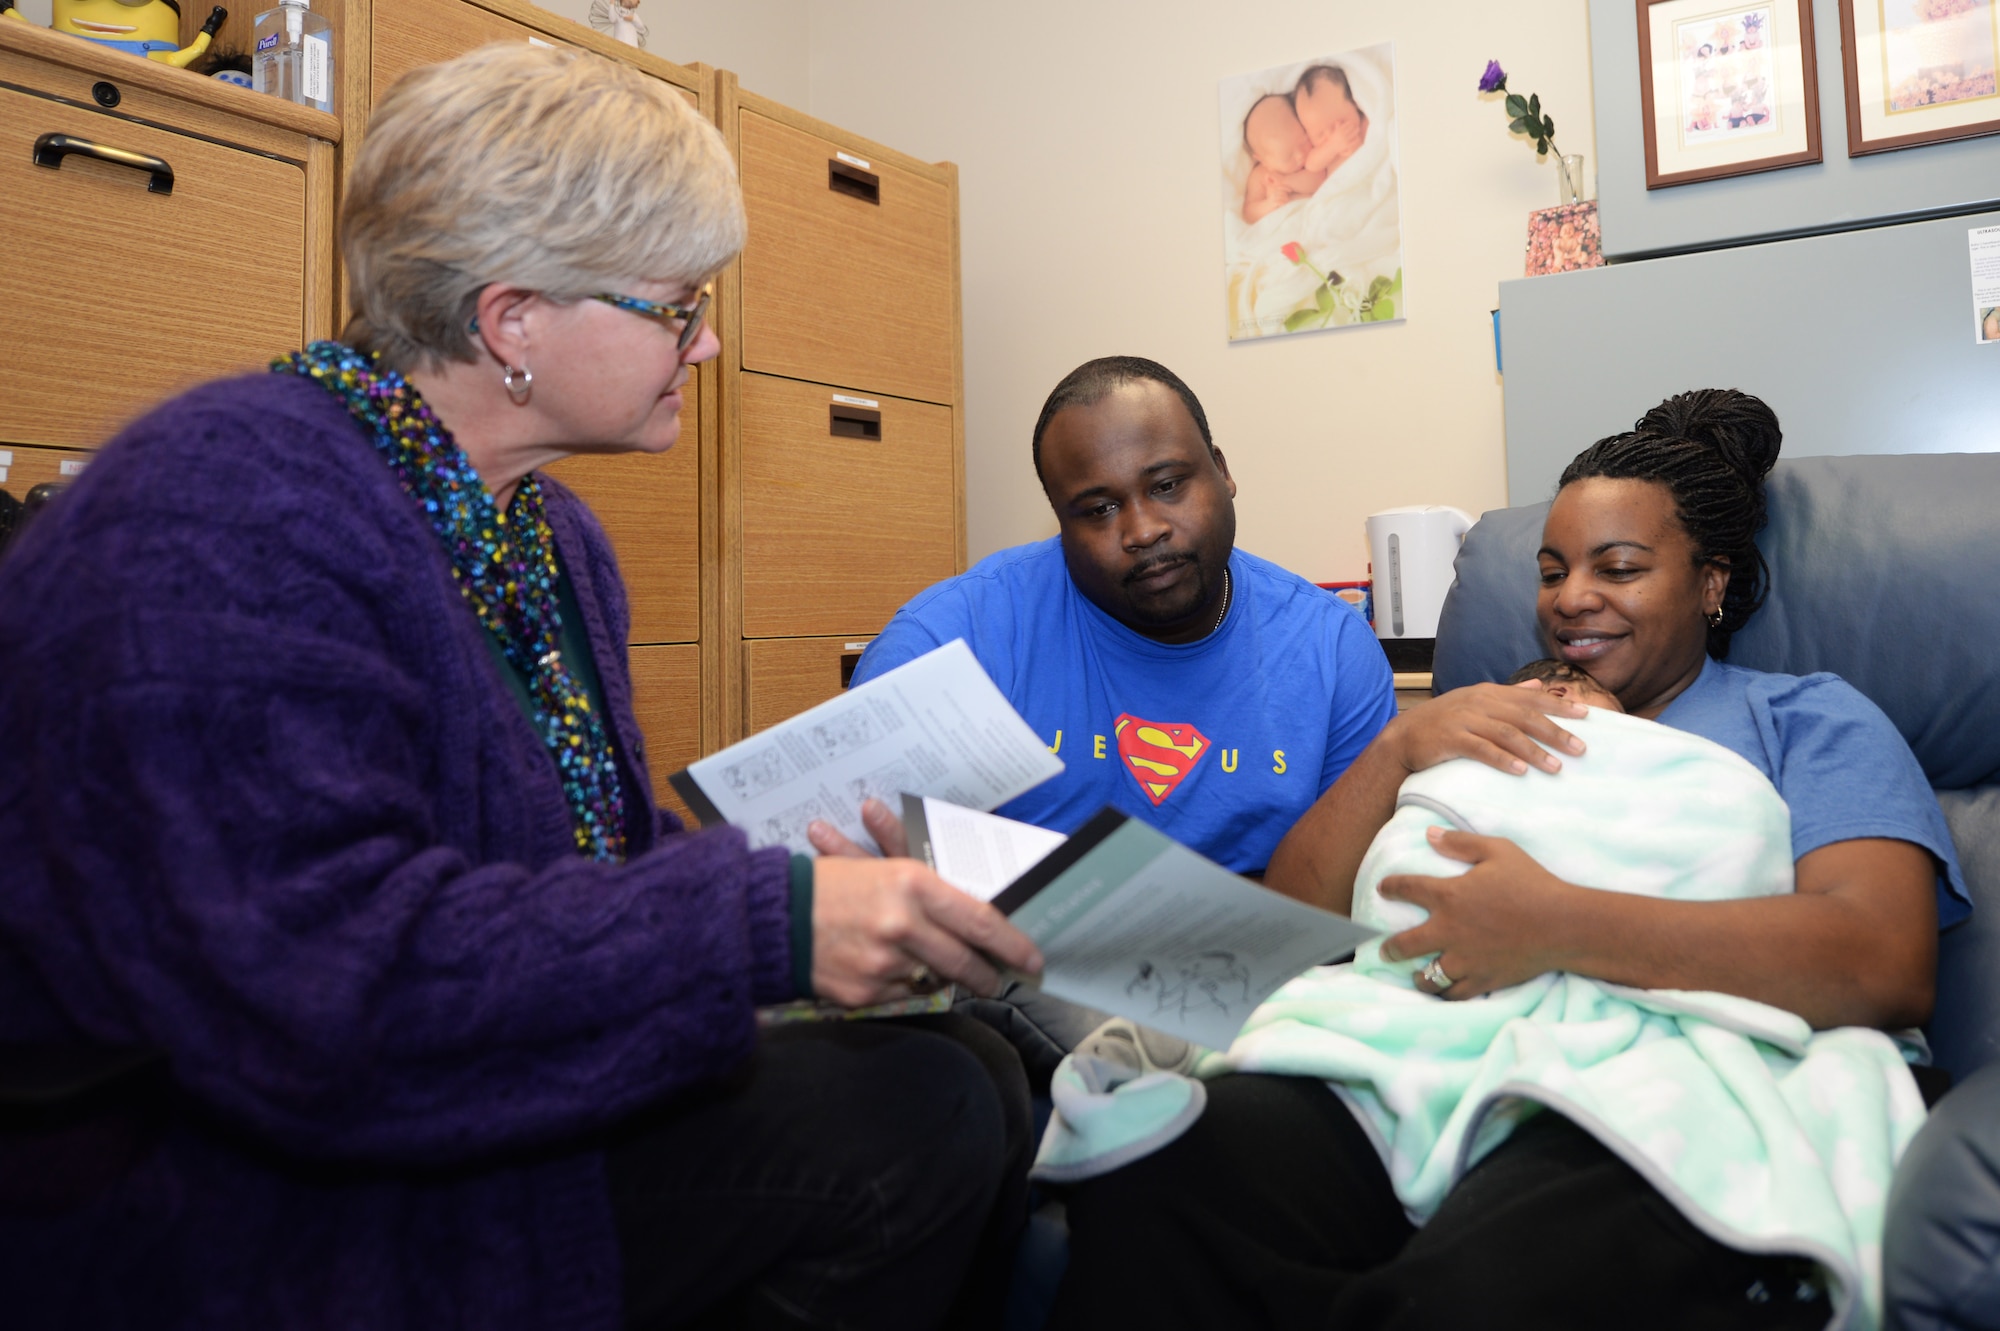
[850,539,1396,873]
[1658,658,1970,927]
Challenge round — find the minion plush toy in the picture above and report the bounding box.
[2,0,229,69]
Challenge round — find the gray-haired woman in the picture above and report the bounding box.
[0,42,1037,1331]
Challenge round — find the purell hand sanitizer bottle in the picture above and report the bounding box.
[252,0,334,114]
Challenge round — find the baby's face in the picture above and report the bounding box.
[1246,97,1310,173]
[1295,76,1362,146]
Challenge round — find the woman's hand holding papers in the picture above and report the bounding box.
[811,855,1043,1006]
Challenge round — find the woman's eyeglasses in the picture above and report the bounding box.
[590,283,713,352]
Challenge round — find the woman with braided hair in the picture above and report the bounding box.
[1047,388,1967,1329]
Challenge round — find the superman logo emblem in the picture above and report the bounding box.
[1114,714,1210,806]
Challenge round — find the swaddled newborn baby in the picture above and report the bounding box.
[1352,659,1795,978]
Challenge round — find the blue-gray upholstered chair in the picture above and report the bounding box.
[1432,453,2000,1331]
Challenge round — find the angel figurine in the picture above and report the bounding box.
[588,0,647,48]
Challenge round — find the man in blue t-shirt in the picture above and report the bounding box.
[842,356,1396,876]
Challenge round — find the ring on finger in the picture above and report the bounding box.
[907,963,934,990]
[1419,957,1454,991]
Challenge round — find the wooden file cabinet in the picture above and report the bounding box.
[718,76,967,739]
[370,0,569,101]
[741,637,876,737]
[542,426,703,647]
[0,446,95,500]
[0,23,337,454]
[335,16,968,758]
[736,374,957,639]
[735,110,958,406]
[365,0,691,111]
[627,643,704,822]
[348,0,717,801]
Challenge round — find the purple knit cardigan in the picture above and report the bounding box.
[0,373,795,1328]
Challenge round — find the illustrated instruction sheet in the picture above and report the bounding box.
[670,640,1064,855]
[993,811,1378,1050]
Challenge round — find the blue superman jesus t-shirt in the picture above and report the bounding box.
[850,539,1396,874]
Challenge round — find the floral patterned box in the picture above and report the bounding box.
[1524,200,1603,276]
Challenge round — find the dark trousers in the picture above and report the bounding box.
[608,1013,1031,1331]
[1049,1073,1833,1331]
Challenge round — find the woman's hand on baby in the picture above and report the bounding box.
[1385,680,1587,778]
[805,798,910,859]
[811,854,1042,1006]
[1377,828,1576,999]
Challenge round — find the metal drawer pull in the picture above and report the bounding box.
[828,157,880,205]
[32,133,174,195]
[829,404,882,440]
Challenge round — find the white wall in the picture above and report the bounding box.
[532,0,1596,580]
[803,1,1594,580]
[533,0,811,106]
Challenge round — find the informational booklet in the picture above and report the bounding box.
[668,640,1064,855]
[903,794,1067,902]
[986,808,1378,1050]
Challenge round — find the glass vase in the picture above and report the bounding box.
[1556,153,1587,206]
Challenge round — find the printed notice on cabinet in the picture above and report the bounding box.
[670,640,1063,856]
[1970,226,2000,344]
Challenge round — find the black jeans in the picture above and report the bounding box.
[1050,1073,1833,1331]
[608,1013,1031,1331]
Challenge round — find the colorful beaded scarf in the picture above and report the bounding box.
[274,342,628,862]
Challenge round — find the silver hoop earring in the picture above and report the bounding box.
[502,363,533,405]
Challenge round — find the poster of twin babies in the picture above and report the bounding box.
[1219,43,1405,341]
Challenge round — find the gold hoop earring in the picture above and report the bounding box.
[502,363,533,405]
[1707,607,1724,628]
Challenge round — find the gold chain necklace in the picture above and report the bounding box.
[1206,566,1233,637]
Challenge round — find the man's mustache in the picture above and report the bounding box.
[1125,552,1196,584]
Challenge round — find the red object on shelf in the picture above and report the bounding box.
[1317,579,1372,626]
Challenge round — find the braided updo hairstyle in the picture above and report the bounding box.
[1556,388,1782,659]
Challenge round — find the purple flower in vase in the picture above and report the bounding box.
[1481,60,1560,158]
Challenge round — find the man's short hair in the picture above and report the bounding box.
[1030,356,1215,487]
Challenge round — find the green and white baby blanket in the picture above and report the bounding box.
[1037,708,1927,1331]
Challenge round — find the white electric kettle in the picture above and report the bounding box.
[1365,506,1476,642]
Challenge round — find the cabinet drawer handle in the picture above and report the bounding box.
[32,133,174,195]
[828,157,880,205]
[830,404,882,440]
